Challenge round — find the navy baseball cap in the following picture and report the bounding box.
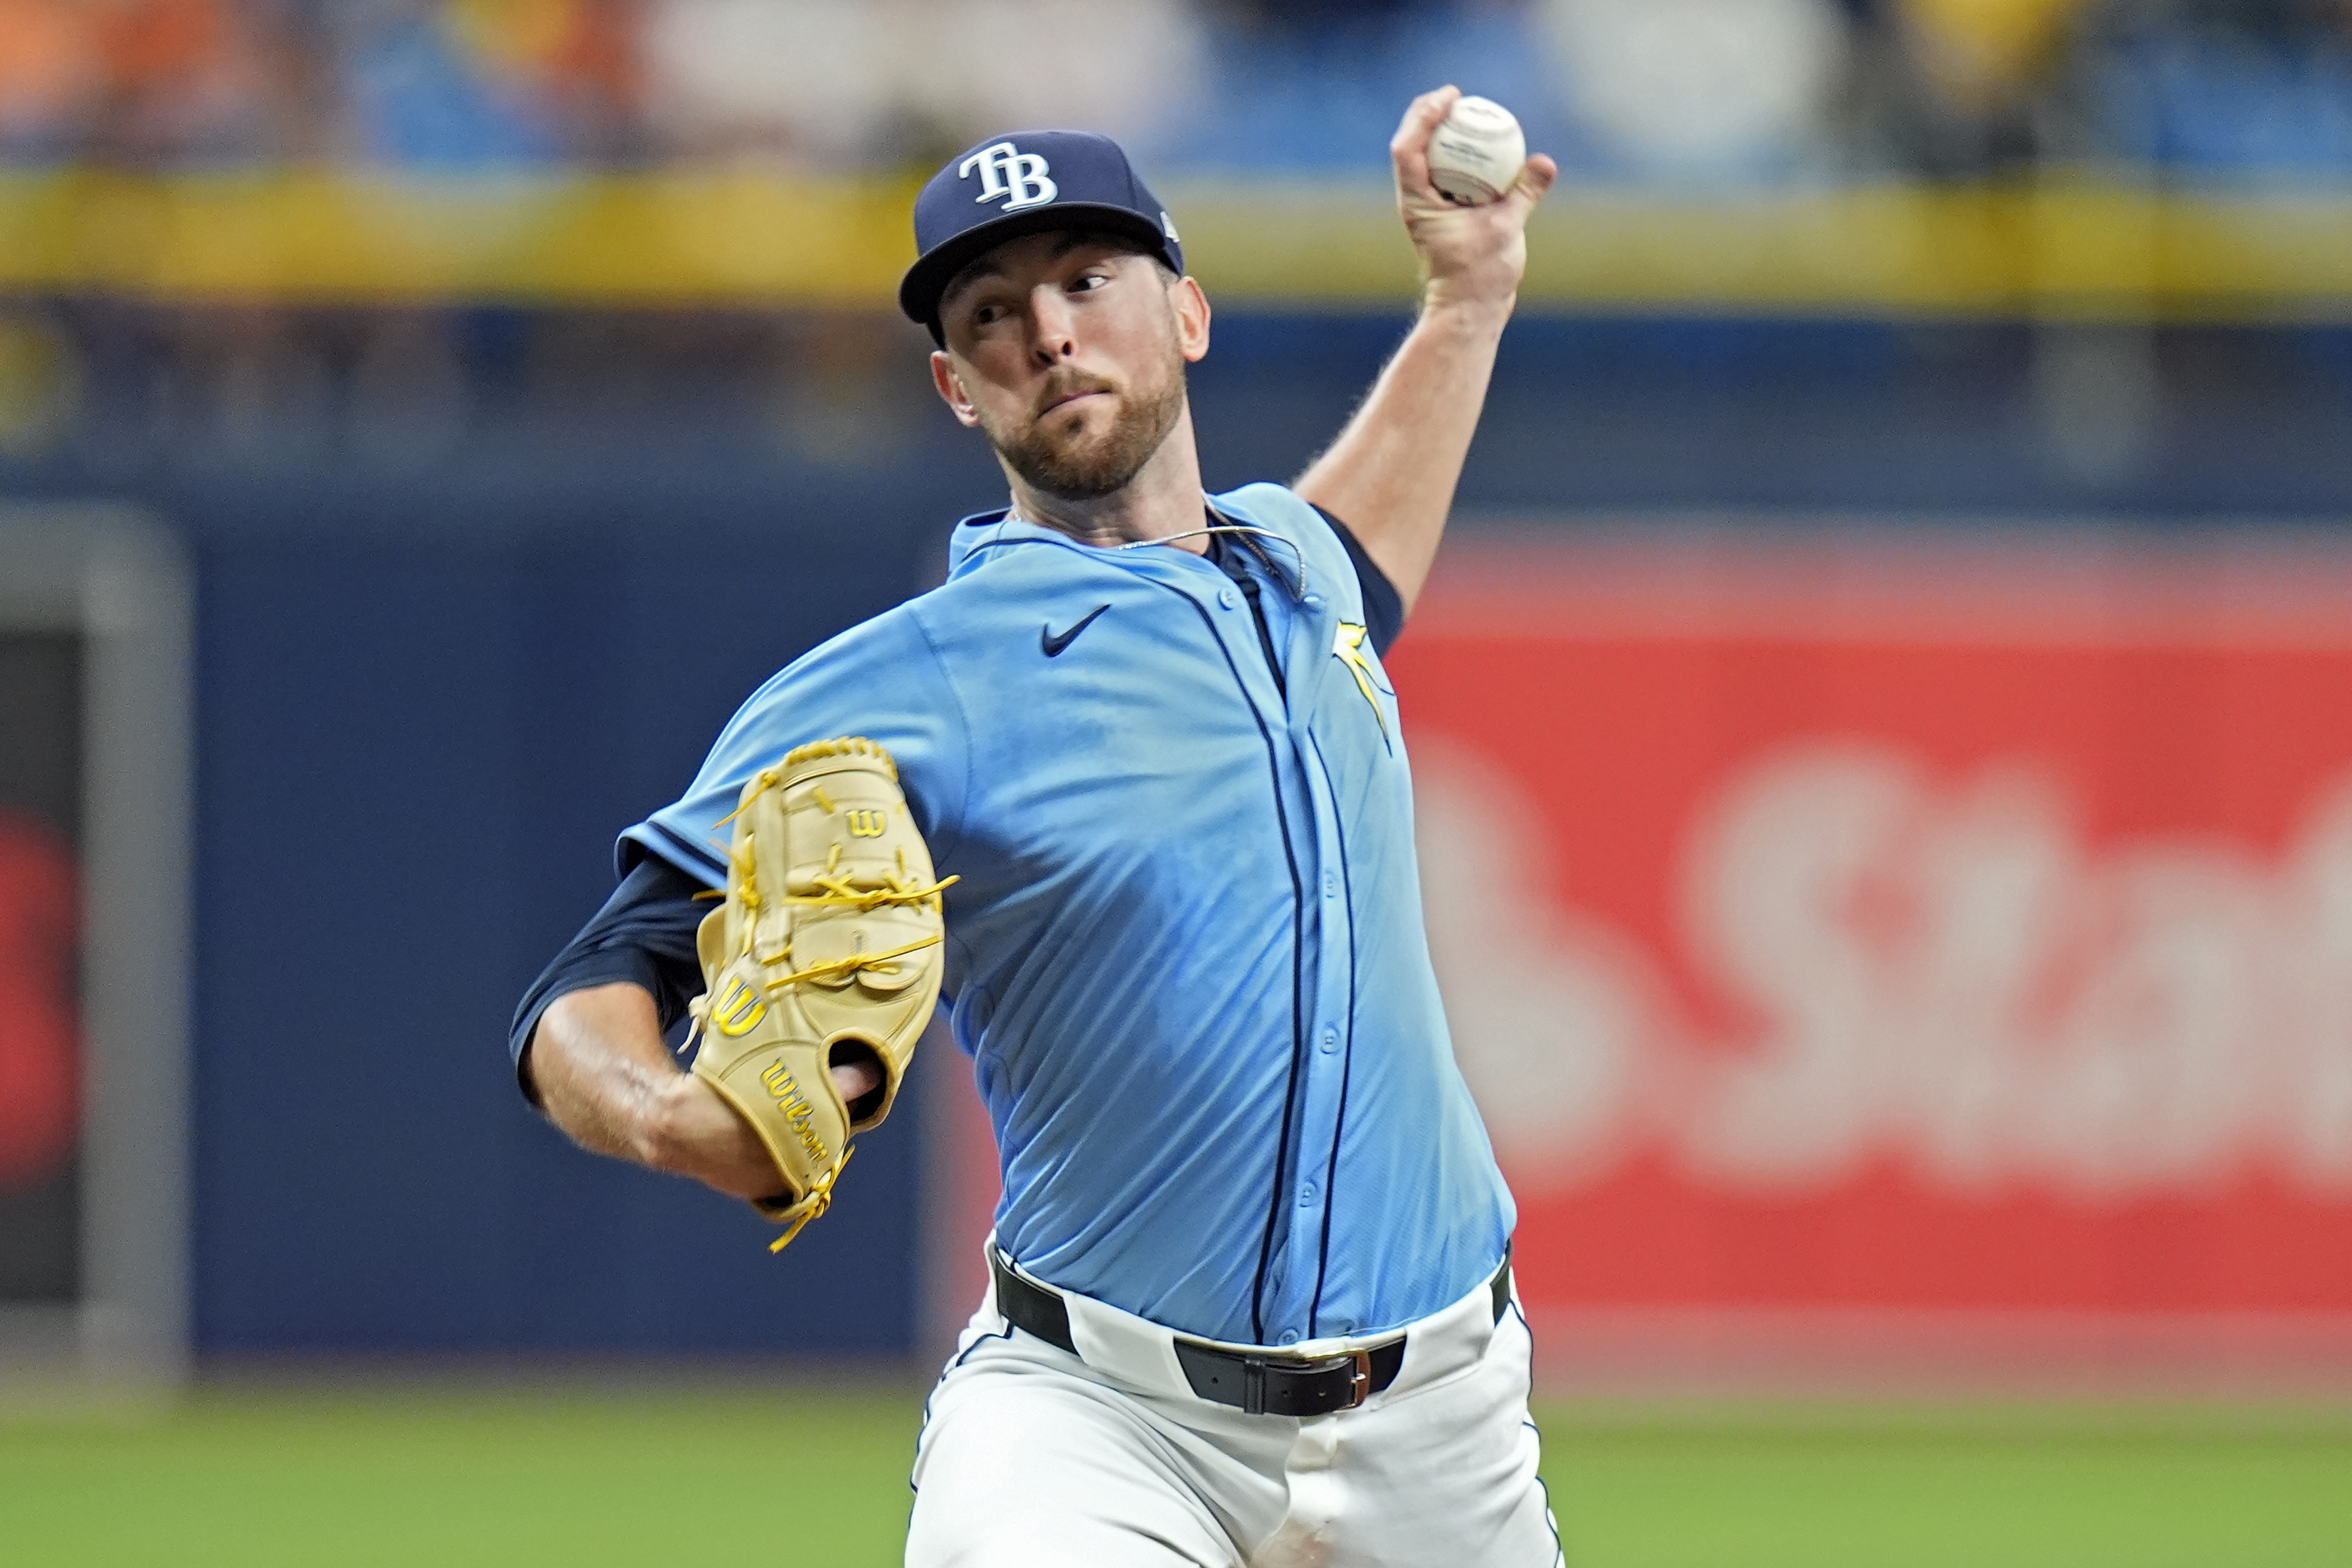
[899,130,1184,337]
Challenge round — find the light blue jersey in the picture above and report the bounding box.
[626,483,1514,1347]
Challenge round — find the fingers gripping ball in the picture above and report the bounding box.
[1427,95,1527,205]
[688,738,954,1252]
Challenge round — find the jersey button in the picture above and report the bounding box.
[1322,870,1337,898]
[1218,587,1238,609]
[1279,1329,1301,1346]
[1320,1027,1339,1053]
[1298,1181,1318,1206]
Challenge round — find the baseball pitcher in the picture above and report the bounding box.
[512,88,1562,1566]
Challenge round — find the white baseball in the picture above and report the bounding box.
[1425,95,1527,206]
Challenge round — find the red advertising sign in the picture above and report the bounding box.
[1394,529,2352,1328]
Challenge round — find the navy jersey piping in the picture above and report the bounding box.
[1132,572,1309,1346]
[1306,731,1359,1337]
[1209,529,1288,702]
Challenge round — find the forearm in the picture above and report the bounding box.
[1297,86,1553,611]
[528,983,676,1163]
[527,982,784,1200]
[1294,295,1511,610]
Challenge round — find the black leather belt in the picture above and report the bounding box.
[989,1246,1511,1418]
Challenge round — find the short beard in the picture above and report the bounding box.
[983,350,1188,503]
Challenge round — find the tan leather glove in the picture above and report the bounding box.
[687,737,951,1251]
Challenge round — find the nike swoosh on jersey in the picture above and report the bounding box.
[1041,604,1111,657]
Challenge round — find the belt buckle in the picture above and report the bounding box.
[1250,1348,1375,1416]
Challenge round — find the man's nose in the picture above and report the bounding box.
[1028,287,1079,361]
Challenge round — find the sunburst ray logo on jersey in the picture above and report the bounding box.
[1333,622,1392,750]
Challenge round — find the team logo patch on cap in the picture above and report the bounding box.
[960,141,1058,212]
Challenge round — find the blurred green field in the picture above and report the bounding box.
[4,1384,2348,1567]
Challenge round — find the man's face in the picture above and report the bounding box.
[931,232,1211,502]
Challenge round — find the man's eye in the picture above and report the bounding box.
[1070,274,1109,293]
[973,304,1005,324]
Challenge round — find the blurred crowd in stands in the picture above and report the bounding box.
[0,0,2349,185]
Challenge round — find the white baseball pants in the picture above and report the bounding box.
[905,1259,1563,1567]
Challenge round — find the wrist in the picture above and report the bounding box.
[638,1072,707,1175]
[1416,287,1515,334]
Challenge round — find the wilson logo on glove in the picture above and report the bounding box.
[757,1060,828,1165]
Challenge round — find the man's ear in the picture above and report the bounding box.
[931,350,982,428]
[1173,275,1211,365]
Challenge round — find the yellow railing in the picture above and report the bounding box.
[5,169,2350,319]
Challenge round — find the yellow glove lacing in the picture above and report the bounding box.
[732,841,958,988]
[766,1146,854,1253]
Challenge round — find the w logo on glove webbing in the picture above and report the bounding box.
[960,142,1058,211]
[712,976,766,1037]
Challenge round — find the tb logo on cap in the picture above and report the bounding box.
[960,142,1058,212]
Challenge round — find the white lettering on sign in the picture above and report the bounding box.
[1418,736,2352,1199]
[958,142,1058,211]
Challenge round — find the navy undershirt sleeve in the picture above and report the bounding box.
[508,853,708,1104]
[1307,505,1406,656]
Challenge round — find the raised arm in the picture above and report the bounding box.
[1293,87,1557,612]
